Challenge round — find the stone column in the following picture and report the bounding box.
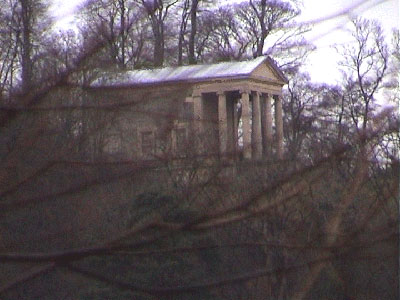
[275,94,283,160]
[233,98,239,159]
[192,90,203,154]
[226,95,235,158]
[192,90,203,133]
[240,89,251,160]
[252,91,262,159]
[217,91,228,156]
[262,93,273,157]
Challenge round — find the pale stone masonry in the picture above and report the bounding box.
[217,91,228,155]
[90,56,288,161]
[275,95,284,160]
[252,91,262,159]
[240,89,252,160]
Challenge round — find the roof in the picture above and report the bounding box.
[92,56,288,87]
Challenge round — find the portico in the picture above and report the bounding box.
[189,80,285,160]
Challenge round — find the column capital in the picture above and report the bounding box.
[216,90,226,96]
[239,88,250,95]
[273,93,283,99]
[192,89,202,97]
[274,94,282,105]
[253,91,262,97]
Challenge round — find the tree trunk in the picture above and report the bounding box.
[153,26,164,67]
[188,0,199,64]
[178,0,190,66]
[178,30,184,65]
[257,0,267,57]
[119,0,126,68]
[20,0,32,93]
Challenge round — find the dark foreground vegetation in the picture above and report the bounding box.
[0,0,398,299]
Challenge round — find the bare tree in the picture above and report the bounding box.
[238,0,311,71]
[176,0,190,65]
[0,1,19,96]
[138,0,178,67]
[188,0,199,64]
[193,0,311,71]
[195,6,252,62]
[0,0,48,95]
[337,18,389,135]
[80,0,150,69]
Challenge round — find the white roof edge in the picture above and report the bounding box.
[128,55,268,75]
[92,56,273,87]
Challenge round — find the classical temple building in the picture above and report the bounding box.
[90,56,287,161]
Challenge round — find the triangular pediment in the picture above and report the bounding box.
[250,59,288,85]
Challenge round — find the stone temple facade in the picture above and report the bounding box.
[90,56,287,161]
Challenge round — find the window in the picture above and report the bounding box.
[182,102,194,121]
[103,134,121,154]
[141,131,153,157]
[175,128,187,154]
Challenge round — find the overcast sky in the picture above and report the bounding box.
[297,0,399,84]
[51,0,399,84]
